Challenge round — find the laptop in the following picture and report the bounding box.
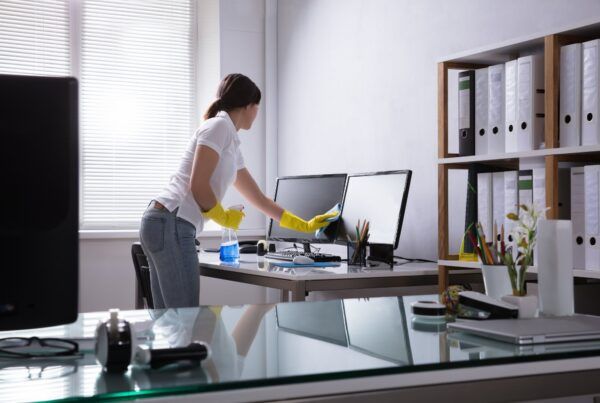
[447,315,600,345]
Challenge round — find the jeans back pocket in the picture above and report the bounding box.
[140,216,166,253]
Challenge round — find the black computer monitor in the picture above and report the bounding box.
[268,174,347,250]
[336,170,412,262]
[0,74,79,330]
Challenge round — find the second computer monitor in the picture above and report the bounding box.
[268,174,347,243]
[336,170,412,248]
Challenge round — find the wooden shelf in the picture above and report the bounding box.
[438,261,600,280]
[438,145,600,165]
[436,18,600,293]
[439,18,600,65]
[438,259,480,269]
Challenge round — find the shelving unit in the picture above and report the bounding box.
[437,19,600,292]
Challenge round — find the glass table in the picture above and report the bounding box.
[2,296,600,402]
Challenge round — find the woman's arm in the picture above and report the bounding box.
[231,304,275,357]
[234,168,284,220]
[190,145,219,211]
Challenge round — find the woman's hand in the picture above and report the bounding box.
[279,210,339,233]
[202,203,245,230]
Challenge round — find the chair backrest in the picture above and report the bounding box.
[131,242,154,309]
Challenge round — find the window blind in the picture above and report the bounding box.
[80,0,195,229]
[0,0,70,76]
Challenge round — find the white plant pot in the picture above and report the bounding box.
[481,264,513,300]
[501,294,538,318]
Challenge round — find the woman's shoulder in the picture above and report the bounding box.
[196,116,232,138]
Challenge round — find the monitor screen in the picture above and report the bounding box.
[268,174,347,243]
[276,300,348,346]
[0,74,79,330]
[336,170,411,248]
[343,297,412,364]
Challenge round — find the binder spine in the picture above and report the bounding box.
[475,68,489,155]
[585,165,600,271]
[582,39,600,146]
[517,54,544,152]
[459,70,475,156]
[571,167,585,270]
[505,60,518,152]
[559,43,582,148]
[488,64,505,154]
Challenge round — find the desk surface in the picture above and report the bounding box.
[2,296,600,402]
[199,252,446,280]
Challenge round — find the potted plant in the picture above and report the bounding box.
[499,203,546,318]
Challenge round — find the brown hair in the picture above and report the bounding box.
[203,73,261,120]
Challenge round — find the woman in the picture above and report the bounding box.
[140,73,337,309]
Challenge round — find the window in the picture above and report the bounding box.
[0,0,70,76]
[1,0,198,230]
[80,0,195,229]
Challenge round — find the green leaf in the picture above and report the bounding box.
[520,204,529,212]
[506,213,519,221]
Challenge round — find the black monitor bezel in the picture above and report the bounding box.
[267,173,348,243]
[335,169,412,249]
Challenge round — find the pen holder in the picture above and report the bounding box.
[347,242,368,267]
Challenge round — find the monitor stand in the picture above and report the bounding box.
[301,242,312,254]
[368,244,394,268]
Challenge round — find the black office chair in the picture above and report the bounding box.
[131,242,154,309]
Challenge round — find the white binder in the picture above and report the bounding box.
[560,43,582,148]
[505,60,519,153]
[533,168,546,210]
[582,39,600,146]
[516,54,545,151]
[504,171,519,258]
[488,64,505,154]
[475,68,489,155]
[492,172,505,244]
[477,172,492,240]
[572,167,586,270]
[585,165,600,271]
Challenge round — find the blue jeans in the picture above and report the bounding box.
[139,204,199,308]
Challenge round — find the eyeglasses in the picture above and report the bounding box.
[0,337,79,358]
[0,359,78,381]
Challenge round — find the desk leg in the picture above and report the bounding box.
[291,282,306,302]
[280,289,289,303]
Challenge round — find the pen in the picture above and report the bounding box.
[477,222,494,264]
[501,224,506,256]
[467,229,484,263]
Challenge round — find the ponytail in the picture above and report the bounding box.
[203,98,222,120]
[202,74,261,120]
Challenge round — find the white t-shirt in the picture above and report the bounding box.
[155,111,245,232]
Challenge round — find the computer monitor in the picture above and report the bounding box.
[268,174,347,250]
[0,74,79,330]
[276,300,348,346]
[336,170,412,262]
[343,297,412,364]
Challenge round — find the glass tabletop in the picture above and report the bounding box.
[2,295,600,402]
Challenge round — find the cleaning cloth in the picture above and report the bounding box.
[315,203,342,238]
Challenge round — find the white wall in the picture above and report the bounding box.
[79,0,269,313]
[276,0,600,260]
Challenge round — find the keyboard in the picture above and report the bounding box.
[265,251,342,262]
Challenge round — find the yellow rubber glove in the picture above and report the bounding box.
[279,210,339,233]
[203,203,245,230]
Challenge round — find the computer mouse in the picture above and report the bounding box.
[239,244,257,254]
[292,255,314,265]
